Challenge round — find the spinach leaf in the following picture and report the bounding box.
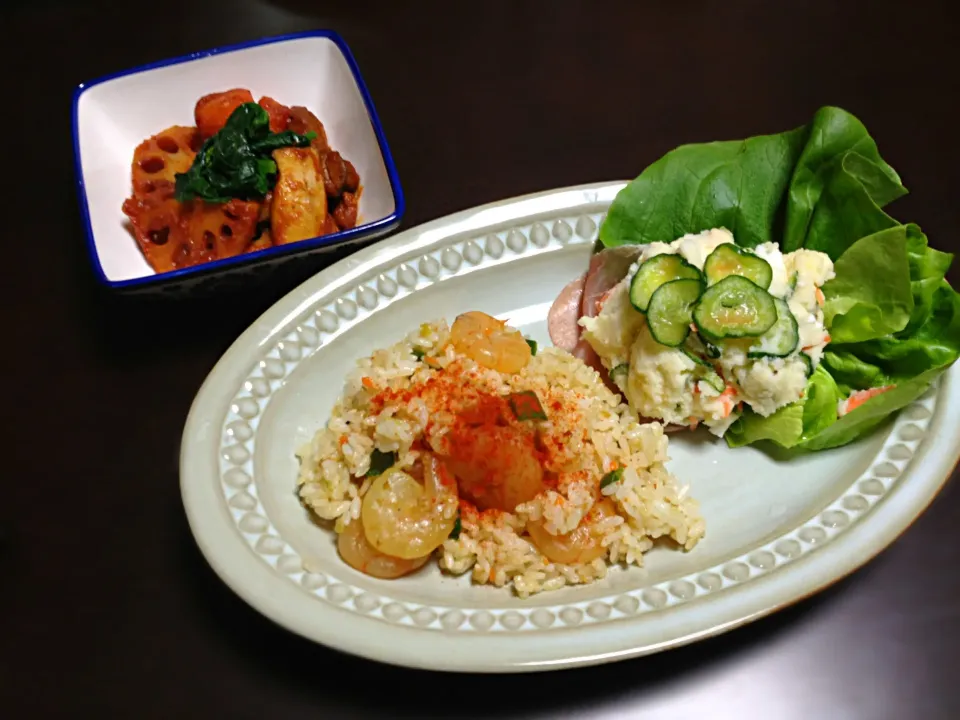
[174,103,315,203]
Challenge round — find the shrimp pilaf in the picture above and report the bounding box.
[296,311,704,597]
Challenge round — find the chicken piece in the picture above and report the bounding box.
[258,96,291,133]
[287,106,329,152]
[131,126,200,196]
[332,190,359,229]
[319,150,348,198]
[343,159,360,193]
[320,151,361,199]
[270,147,327,245]
[180,199,261,259]
[194,89,255,139]
[321,215,339,235]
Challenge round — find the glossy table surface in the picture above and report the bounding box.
[2,1,958,717]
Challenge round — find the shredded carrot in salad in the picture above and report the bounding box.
[719,385,738,418]
[839,385,894,416]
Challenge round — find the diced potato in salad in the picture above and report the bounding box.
[580,228,835,436]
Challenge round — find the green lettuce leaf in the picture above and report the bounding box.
[821,350,887,392]
[903,224,954,333]
[599,128,807,249]
[725,365,841,449]
[725,402,803,449]
[728,232,960,452]
[600,106,906,256]
[783,106,905,256]
[797,368,941,451]
[800,365,842,438]
[839,280,960,382]
[820,226,913,344]
[598,105,960,452]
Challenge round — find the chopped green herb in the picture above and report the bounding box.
[600,467,624,489]
[507,390,548,421]
[174,103,316,203]
[365,449,396,477]
[412,347,426,360]
[449,513,462,540]
[525,338,538,355]
[788,270,799,293]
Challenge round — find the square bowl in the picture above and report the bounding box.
[72,30,405,295]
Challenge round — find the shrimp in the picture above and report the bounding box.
[443,424,545,512]
[361,454,459,559]
[526,498,618,565]
[450,311,532,374]
[337,518,430,579]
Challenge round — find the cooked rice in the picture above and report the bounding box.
[296,319,704,597]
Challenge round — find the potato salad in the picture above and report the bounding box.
[580,228,835,435]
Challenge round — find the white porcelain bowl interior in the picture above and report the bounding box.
[73,32,402,288]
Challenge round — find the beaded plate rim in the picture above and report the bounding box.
[181,181,960,672]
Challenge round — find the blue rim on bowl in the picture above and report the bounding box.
[71,29,406,291]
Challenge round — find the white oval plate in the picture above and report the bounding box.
[181,182,960,673]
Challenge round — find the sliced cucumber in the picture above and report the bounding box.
[747,298,800,358]
[697,368,726,393]
[647,278,704,347]
[704,244,773,290]
[680,345,709,367]
[610,362,629,381]
[693,275,778,341]
[681,334,713,366]
[629,254,703,312]
[800,352,814,376]
[685,334,722,361]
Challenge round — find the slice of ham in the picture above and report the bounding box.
[582,245,644,319]
[547,244,685,432]
[546,273,611,383]
[548,245,644,352]
[548,273,586,352]
[548,246,640,397]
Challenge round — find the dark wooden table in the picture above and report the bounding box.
[2,0,958,717]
